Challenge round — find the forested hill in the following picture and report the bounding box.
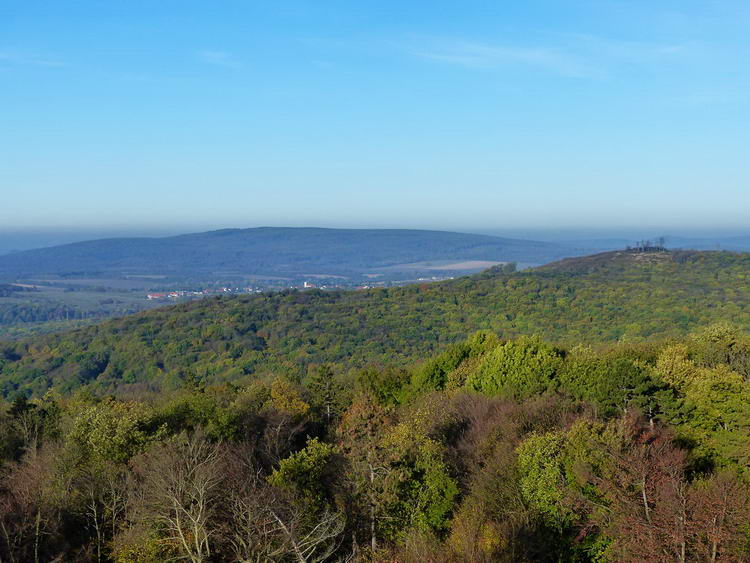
[0,227,564,279]
[3,249,750,397]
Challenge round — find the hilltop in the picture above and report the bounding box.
[536,248,676,273]
[3,249,750,397]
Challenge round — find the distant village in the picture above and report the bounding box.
[146,287,262,301]
[144,275,457,301]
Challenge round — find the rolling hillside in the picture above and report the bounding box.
[0,227,572,337]
[3,249,750,397]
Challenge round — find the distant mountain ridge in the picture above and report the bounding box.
[0,227,567,280]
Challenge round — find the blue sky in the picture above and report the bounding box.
[2,0,750,234]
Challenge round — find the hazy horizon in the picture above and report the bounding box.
[2,224,750,255]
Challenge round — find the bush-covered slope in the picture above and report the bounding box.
[3,250,750,397]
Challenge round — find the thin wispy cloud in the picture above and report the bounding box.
[0,50,66,68]
[409,34,692,79]
[557,33,692,64]
[673,90,744,108]
[197,50,242,69]
[413,42,594,78]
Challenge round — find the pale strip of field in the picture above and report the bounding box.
[378,260,505,271]
[423,260,505,270]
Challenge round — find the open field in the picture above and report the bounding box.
[376,259,507,271]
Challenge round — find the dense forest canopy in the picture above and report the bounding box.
[2,323,750,561]
[2,249,750,398]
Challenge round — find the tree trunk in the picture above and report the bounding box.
[641,476,652,524]
[34,509,41,563]
[92,495,102,563]
[369,463,376,552]
[0,521,17,563]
